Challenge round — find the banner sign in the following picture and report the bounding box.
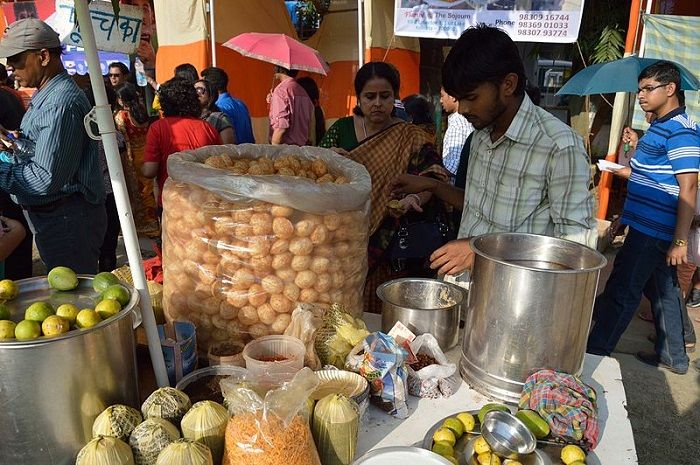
[394,0,585,43]
[53,0,143,54]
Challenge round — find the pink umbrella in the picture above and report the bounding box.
[223,32,330,75]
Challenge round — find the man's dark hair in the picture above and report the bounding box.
[174,63,199,84]
[201,67,229,94]
[14,3,37,20]
[158,77,201,118]
[108,62,130,76]
[639,61,681,97]
[274,65,299,78]
[402,94,434,125]
[443,24,526,99]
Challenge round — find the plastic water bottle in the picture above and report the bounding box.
[7,133,35,160]
[135,57,148,87]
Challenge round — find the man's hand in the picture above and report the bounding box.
[667,244,688,267]
[391,173,436,197]
[610,166,631,179]
[430,238,474,276]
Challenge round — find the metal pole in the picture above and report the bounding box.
[595,0,644,220]
[73,0,169,387]
[209,0,217,66]
[357,0,364,67]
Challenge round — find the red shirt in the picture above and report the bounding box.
[144,116,221,204]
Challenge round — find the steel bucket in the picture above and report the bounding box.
[0,276,140,465]
[377,278,464,350]
[460,233,606,404]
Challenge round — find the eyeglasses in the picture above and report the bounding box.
[194,87,207,95]
[108,73,122,78]
[637,83,669,94]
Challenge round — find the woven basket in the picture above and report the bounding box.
[111,266,164,322]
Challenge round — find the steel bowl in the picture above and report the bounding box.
[481,410,537,459]
[377,278,464,350]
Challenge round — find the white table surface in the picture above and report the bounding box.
[357,314,638,465]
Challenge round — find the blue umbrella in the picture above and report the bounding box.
[556,55,700,96]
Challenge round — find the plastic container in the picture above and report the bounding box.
[175,365,248,405]
[208,340,246,367]
[352,447,453,465]
[243,335,306,378]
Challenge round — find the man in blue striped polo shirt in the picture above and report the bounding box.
[0,19,106,274]
[588,61,700,374]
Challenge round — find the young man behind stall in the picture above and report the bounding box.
[391,24,596,276]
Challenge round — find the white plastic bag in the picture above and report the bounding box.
[406,334,459,398]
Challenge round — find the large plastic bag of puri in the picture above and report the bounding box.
[162,145,371,353]
[220,367,321,465]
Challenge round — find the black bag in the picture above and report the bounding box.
[387,212,454,272]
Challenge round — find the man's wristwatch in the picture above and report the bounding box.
[673,238,688,247]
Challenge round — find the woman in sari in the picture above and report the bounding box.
[114,83,161,238]
[320,62,451,312]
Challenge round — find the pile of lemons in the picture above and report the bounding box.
[0,268,131,341]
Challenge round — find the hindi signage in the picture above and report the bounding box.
[394,0,585,43]
[53,0,143,54]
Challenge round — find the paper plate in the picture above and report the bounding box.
[313,369,369,403]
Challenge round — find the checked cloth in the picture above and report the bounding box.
[519,369,600,450]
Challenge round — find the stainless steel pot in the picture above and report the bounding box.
[460,233,606,404]
[0,276,140,465]
[377,278,464,350]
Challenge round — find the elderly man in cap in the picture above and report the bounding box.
[0,19,106,273]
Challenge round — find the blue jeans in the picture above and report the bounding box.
[28,195,107,274]
[587,227,689,371]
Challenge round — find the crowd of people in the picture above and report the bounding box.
[0,17,696,373]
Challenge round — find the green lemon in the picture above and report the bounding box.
[76,309,102,329]
[442,417,465,438]
[25,301,55,322]
[444,456,459,465]
[101,284,130,307]
[56,303,80,325]
[561,445,586,465]
[473,436,491,455]
[478,403,510,424]
[0,320,16,340]
[15,319,41,340]
[432,427,456,446]
[0,303,11,320]
[95,299,122,320]
[0,279,19,300]
[477,452,501,465]
[515,409,550,439]
[47,266,79,291]
[456,412,476,432]
[92,272,120,293]
[41,315,70,337]
[431,441,454,458]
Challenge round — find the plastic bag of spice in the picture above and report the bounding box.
[345,332,409,419]
[406,333,459,398]
[220,367,321,465]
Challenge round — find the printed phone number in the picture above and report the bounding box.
[519,13,570,21]
[518,21,569,29]
[517,29,569,37]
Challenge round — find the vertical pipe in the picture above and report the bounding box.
[357,0,364,67]
[209,0,217,66]
[596,0,644,220]
[73,0,169,387]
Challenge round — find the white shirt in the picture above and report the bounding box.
[442,112,473,177]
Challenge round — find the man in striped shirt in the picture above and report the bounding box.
[440,87,473,179]
[0,19,106,274]
[587,62,699,375]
